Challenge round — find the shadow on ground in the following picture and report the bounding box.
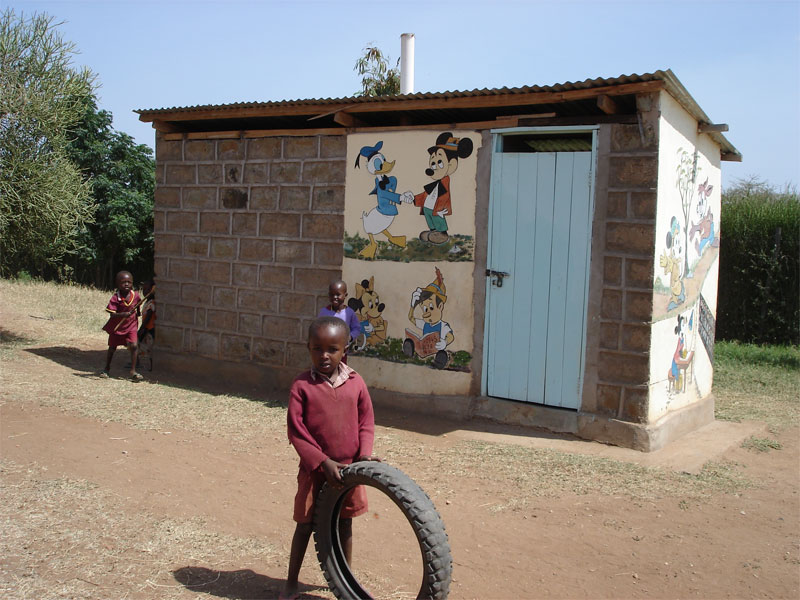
[172,566,327,599]
[24,344,582,445]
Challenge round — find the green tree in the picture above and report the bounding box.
[354,45,400,97]
[66,96,155,289]
[0,10,96,278]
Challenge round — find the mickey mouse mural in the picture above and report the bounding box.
[408,132,474,245]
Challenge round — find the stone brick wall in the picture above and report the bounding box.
[152,133,346,379]
[592,96,659,424]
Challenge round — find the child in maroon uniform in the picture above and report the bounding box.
[281,316,379,600]
[100,271,143,381]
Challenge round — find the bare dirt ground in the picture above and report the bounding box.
[1,283,799,599]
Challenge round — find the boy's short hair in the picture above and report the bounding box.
[308,316,349,344]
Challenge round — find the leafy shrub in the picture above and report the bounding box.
[717,178,799,345]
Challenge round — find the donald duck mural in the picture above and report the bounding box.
[354,141,413,259]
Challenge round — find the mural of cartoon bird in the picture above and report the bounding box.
[355,141,411,260]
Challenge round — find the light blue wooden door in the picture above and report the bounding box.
[485,150,593,409]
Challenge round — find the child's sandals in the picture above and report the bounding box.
[99,370,110,378]
[130,372,143,382]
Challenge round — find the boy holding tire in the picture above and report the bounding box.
[282,316,380,600]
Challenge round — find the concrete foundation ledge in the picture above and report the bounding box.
[470,396,579,434]
[577,394,716,452]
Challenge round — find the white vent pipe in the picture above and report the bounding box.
[400,33,415,94]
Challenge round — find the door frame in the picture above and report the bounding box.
[481,125,599,403]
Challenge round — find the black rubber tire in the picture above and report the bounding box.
[313,461,451,600]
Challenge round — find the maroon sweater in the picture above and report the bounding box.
[287,369,374,473]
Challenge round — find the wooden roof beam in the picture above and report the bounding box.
[596,94,620,115]
[698,123,729,133]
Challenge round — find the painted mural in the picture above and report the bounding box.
[342,131,480,385]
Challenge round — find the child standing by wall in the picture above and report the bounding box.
[317,279,361,359]
[100,271,143,381]
[281,316,379,600]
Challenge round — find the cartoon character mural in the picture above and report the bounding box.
[667,310,695,395]
[660,216,686,311]
[408,132,474,245]
[355,141,413,259]
[689,178,719,257]
[348,276,388,350]
[403,267,453,369]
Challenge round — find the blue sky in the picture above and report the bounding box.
[7,0,799,188]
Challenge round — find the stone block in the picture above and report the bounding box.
[597,351,649,385]
[155,187,180,208]
[168,258,197,280]
[156,139,182,161]
[302,214,343,240]
[154,233,182,255]
[155,164,165,185]
[599,322,619,349]
[259,265,293,289]
[185,140,215,161]
[221,334,251,360]
[279,292,315,316]
[631,192,657,220]
[194,308,206,328]
[182,187,217,209]
[155,281,179,302]
[621,386,649,423]
[610,124,656,152]
[621,324,651,352]
[153,257,168,279]
[275,240,312,264]
[320,136,346,158]
[252,338,286,365]
[601,289,622,319]
[604,256,622,285]
[221,188,248,209]
[286,342,310,369]
[232,213,258,236]
[595,384,621,417]
[233,263,259,287]
[238,289,279,312]
[285,137,318,158]
[244,163,269,184]
[238,313,262,334]
[608,156,657,188]
[166,164,196,184]
[167,211,198,232]
[250,186,279,210]
[154,210,166,232]
[163,303,195,325]
[247,137,282,160]
[198,260,231,284]
[625,258,653,288]
[200,212,230,234]
[312,186,345,212]
[262,315,302,340]
[213,286,236,308]
[259,213,301,237]
[606,192,627,218]
[184,236,210,257]
[313,242,343,266]
[198,164,223,184]
[625,291,653,322]
[225,164,242,184]
[191,331,219,357]
[302,160,345,184]
[605,222,655,255]
[280,186,311,211]
[157,325,184,351]
[206,309,237,331]
[294,267,335,292]
[270,161,301,183]
[218,140,244,160]
[182,283,212,305]
[239,238,274,262]
[210,238,237,260]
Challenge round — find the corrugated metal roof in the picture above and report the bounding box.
[136,69,740,159]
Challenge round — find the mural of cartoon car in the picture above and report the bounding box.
[403,328,449,369]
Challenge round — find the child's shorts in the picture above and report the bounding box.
[108,330,137,348]
[293,467,367,524]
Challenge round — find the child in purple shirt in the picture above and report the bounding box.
[318,280,361,358]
